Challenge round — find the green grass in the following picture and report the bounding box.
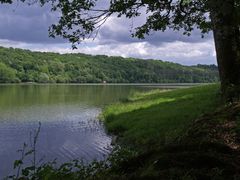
[11,84,240,179]
[103,84,221,148]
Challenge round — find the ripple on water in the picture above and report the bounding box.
[0,84,160,178]
[0,106,112,178]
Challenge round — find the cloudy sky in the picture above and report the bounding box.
[0,2,217,65]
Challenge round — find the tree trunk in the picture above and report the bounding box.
[210,0,240,101]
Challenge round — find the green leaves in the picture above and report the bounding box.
[0,47,219,84]
[0,0,212,46]
[22,166,35,176]
[14,160,23,169]
[0,62,18,83]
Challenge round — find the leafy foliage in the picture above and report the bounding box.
[0,62,18,83]
[0,0,239,48]
[0,47,219,83]
[5,0,224,46]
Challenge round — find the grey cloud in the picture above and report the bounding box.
[98,18,213,46]
[0,1,217,66]
[0,0,109,44]
[0,3,65,43]
[76,40,217,65]
[0,2,213,45]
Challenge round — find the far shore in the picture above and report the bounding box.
[0,82,213,86]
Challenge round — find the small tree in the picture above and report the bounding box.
[0,62,17,83]
[2,0,240,100]
[38,72,50,83]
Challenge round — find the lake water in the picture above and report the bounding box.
[0,84,176,178]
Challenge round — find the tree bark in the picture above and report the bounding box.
[210,0,240,101]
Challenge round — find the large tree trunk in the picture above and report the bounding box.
[210,0,240,101]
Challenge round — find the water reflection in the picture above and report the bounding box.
[0,84,151,178]
[0,84,143,108]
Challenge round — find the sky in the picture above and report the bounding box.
[0,2,217,65]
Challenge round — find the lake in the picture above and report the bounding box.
[0,84,191,178]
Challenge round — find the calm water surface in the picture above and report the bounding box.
[0,84,169,178]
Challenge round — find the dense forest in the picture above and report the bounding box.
[0,47,219,83]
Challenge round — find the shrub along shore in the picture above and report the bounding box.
[8,84,240,179]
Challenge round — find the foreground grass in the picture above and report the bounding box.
[103,84,221,148]
[100,84,240,179]
[9,84,240,179]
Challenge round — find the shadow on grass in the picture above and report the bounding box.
[104,85,221,150]
[105,101,240,180]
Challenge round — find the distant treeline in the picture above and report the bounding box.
[0,47,219,83]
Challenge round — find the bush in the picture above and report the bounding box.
[38,73,50,83]
[0,62,18,83]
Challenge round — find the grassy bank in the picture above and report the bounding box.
[103,84,221,149]
[9,84,240,179]
[100,84,240,179]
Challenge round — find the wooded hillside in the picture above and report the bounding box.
[0,47,219,83]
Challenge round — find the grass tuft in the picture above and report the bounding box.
[103,84,221,148]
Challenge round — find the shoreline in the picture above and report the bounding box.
[0,82,212,86]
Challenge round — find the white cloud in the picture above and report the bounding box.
[73,40,216,65]
[0,2,217,65]
[0,38,216,65]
